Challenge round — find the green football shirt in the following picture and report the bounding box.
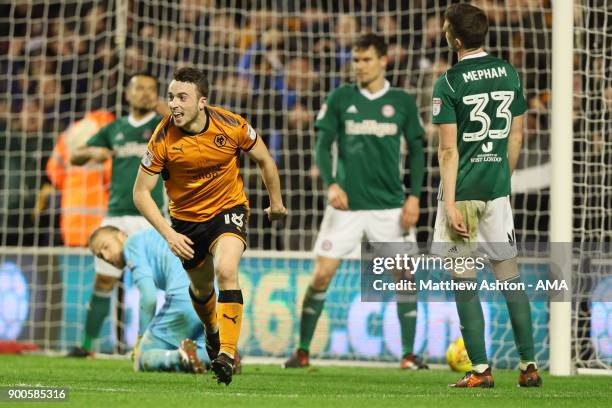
[315,81,425,210]
[432,52,527,201]
[87,113,165,216]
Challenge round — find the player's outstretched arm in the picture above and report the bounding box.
[247,140,287,221]
[133,168,194,259]
[438,123,468,238]
[507,114,524,175]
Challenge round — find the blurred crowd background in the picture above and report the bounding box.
[0,0,609,249]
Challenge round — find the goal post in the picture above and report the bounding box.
[549,0,574,377]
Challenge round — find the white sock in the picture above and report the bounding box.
[519,361,537,371]
[472,364,489,374]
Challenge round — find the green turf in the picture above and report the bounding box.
[0,355,611,408]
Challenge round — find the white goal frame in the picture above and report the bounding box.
[549,0,574,377]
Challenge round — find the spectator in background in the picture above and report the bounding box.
[261,56,319,163]
[278,57,317,109]
[124,45,147,78]
[311,14,359,87]
[205,13,243,75]
[75,5,118,109]
[25,46,56,78]
[238,16,285,90]
[380,42,411,90]
[0,98,9,132]
[213,73,251,113]
[178,0,214,32]
[604,86,612,121]
[36,74,70,127]
[378,14,407,60]
[20,98,52,134]
[334,14,359,68]
[282,102,320,250]
[151,29,184,83]
[138,23,158,65]
[83,4,107,38]
[45,111,115,247]
[299,5,332,87]
[1,36,27,87]
[176,0,217,66]
[419,14,446,70]
[299,4,331,45]
[254,56,320,250]
[0,99,55,246]
[239,8,281,51]
[48,21,88,110]
[511,109,550,243]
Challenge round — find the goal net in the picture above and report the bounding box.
[0,0,609,370]
[572,0,611,371]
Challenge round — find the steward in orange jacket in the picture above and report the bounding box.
[46,111,114,246]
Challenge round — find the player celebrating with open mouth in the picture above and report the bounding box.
[133,67,287,385]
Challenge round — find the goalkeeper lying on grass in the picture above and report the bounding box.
[88,226,231,374]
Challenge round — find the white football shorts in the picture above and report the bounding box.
[313,206,418,259]
[431,196,517,261]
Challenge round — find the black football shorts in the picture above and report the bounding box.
[171,205,248,270]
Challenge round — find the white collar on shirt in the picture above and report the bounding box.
[128,111,157,128]
[358,80,391,100]
[460,51,488,61]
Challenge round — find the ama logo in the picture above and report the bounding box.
[481,142,493,153]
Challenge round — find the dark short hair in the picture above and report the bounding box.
[444,3,489,49]
[88,225,121,249]
[128,71,158,86]
[173,67,209,98]
[353,32,388,57]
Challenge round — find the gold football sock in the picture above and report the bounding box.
[217,290,243,358]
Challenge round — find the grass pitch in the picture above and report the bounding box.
[1,355,611,407]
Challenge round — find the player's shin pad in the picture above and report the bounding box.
[189,287,218,334]
[217,290,243,358]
